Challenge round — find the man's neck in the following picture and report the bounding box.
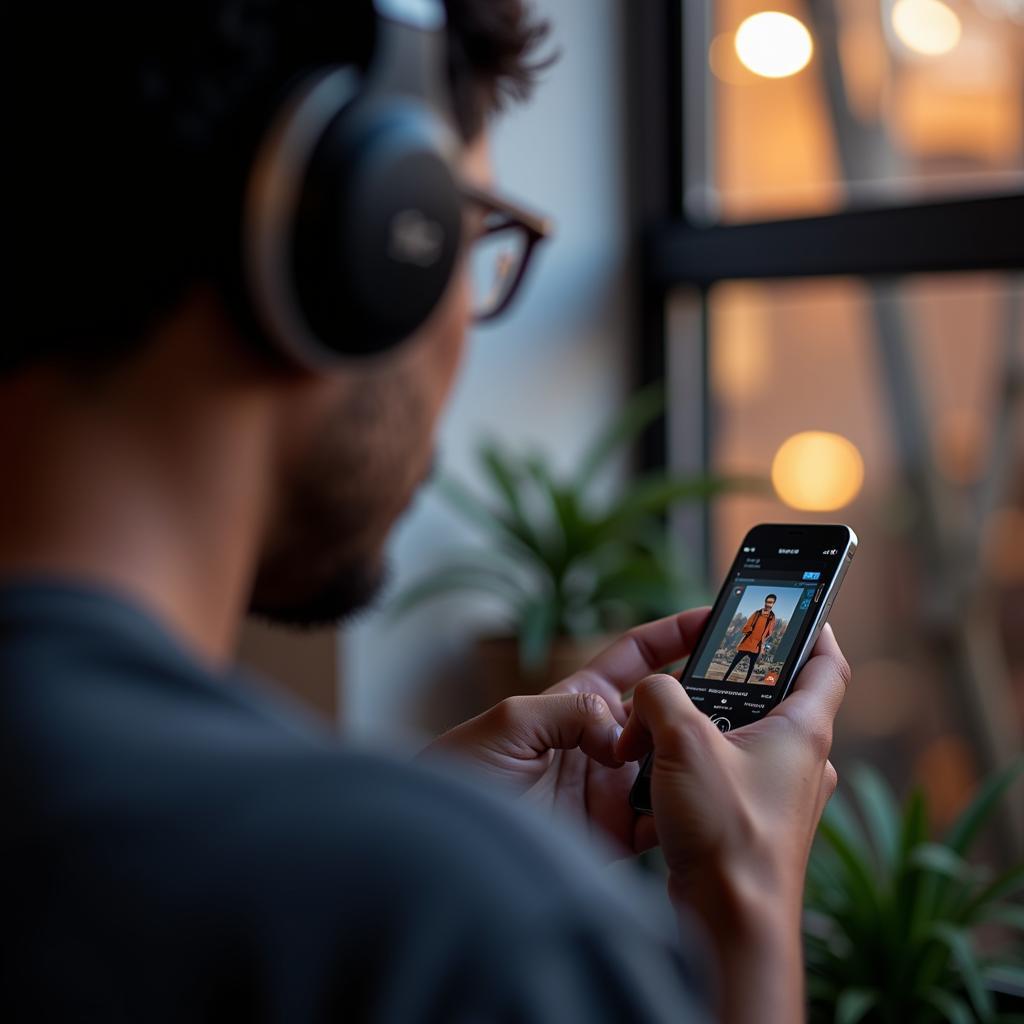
[0,318,277,668]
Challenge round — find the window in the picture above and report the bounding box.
[630,1,1024,823]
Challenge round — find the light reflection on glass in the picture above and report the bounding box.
[891,0,962,57]
[771,430,865,511]
[734,11,814,79]
[698,0,1023,221]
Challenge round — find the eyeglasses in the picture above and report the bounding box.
[459,181,553,323]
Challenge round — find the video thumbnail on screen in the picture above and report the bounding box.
[690,583,812,686]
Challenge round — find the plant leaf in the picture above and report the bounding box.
[909,843,980,884]
[982,962,1024,997]
[928,921,995,1022]
[594,472,761,539]
[966,864,1024,913]
[945,757,1024,856]
[389,563,527,619]
[591,555,676,610]
[522,455,578,572]
[822,787,874,867]
[817,815,880,918]
[899,787,930,862]
[805,973,838,1004]
[435,476,542,560]
[478,439,524,514]
[834,987,878,1024]
[518,597,557,676]
[805,847,848,909]
[849,763,901,878]
[961,863,1024,924]
[894,787,931,951]
[973,902,1024,931]
[573,383,665,493]
[923,988,976,1024]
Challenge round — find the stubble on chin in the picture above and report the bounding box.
[248,540,392,628]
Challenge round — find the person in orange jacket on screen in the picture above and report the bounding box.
[723,594,776,684]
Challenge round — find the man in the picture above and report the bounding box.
[3,2,850,1022]
[723,593,777,684]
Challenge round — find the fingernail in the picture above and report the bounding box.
[613,725,623,744]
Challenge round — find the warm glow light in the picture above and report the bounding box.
[771,431,864,511]
[891,0,962,56]
[734,12,814,79]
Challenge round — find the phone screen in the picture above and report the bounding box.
[629,523,856,813]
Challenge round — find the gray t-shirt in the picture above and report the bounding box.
[0,581,712,1022]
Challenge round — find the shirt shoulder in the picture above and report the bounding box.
[0,581,713,1023]
[205,750,714,1023]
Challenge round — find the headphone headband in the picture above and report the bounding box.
[368,0,458,154]
[374,0,446,31]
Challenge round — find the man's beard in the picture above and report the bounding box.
[246,371,435,629]
[248,542,392,628]
[245,435,396,628]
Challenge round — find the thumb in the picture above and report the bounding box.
[486,692,625,768]
[616,673,714,764]
[774,624,851,733]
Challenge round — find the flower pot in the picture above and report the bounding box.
[473,633,615,707]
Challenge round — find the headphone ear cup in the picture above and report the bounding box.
[292,95,462,360]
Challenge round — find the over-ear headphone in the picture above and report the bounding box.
[243,0,462,368]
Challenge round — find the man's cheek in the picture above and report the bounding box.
[434,269,473,382]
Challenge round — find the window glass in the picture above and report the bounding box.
[687,0,1024,222]
[671,272,1024,821]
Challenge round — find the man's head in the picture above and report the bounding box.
[765,595,777,611]
[9,0,550,628]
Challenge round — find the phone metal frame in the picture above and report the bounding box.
[776,527,857,702]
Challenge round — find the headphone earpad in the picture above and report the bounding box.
[292,96,462,358]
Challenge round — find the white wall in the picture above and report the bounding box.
[341,0,631,744]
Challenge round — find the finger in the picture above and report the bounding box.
[633,814,659,854]
[546,676,629,726]
[616,673,713,764]
[774,624,851,735]
[492,693,625,768]
[573,607,712,696]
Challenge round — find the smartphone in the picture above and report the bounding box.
[629,522,857,815]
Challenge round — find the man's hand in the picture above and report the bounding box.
[616,622,850,1024]
[423,609,718,859]
[422,687,640,860]
[422,690,625,795]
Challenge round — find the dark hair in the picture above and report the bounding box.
[10,0,551,373]
[765,594,777,602]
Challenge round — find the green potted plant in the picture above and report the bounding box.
[804,759,1024,1023]
[390,383,760,695]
